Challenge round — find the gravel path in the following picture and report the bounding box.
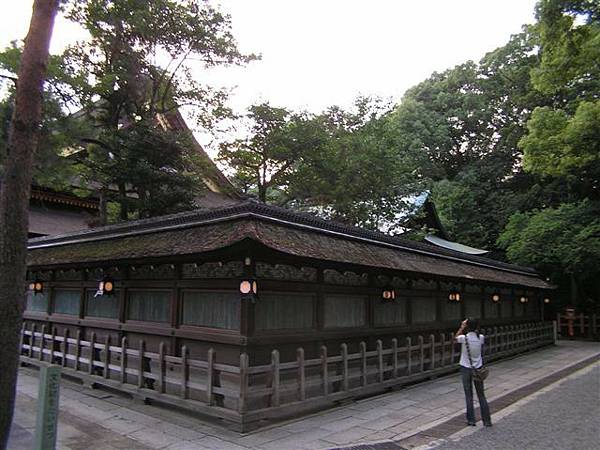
[429,363,600,450]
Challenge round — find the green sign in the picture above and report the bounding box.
[34,364,61,450]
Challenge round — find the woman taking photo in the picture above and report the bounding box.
[455,318,492,427]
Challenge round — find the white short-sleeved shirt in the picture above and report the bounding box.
[456,332,485,369]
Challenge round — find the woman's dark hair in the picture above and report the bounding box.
[465,318,481,337]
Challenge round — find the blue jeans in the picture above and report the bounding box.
[460,366,492,425]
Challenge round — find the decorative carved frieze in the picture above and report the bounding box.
[129,263,176,279]
[29,270,52,281]
[323,269,368,286]
[256,263,317,282]
[182,261,244,279]
[465,284,482,293]
[375,275,409,288]
[484,285,498,294]
[87,266,121,281]
[413,278,438,290]
[54,268,84,281]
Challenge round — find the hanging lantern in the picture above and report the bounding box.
[519,296,528,303]
[239,279,257,295]
[448,291,461,302]
[29,281,44,295]
[544,297,551,304]
[491,293,501,303]
[95,276,115,297]
[381,287,396,302]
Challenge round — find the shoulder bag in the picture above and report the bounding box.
[465,334,489,382]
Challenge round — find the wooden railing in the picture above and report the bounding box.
[556,313,599,339]
[20,323,244,425]
[20,321,554,431]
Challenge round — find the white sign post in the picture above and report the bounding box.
[34,363,61,450]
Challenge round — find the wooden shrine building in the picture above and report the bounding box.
[22,201,555,429]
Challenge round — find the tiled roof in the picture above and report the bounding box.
[27,201,552,289]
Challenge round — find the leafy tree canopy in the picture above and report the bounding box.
[2,0,257,222]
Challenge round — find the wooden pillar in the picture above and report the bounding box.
[297,347,306,401]
[180,345,189,399]
[321,345,328,396]
[239,352,248,413]
[391,338,398,378]
[360,341,367,387]
[120,337,127,384]
[207,348,215,405]
[271,350,280,407]
[340,344,348,391]
[376,340,384,383]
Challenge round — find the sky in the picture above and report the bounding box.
[1,0,539,114]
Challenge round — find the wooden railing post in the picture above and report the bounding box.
[406,337,412,376]
[271,350,280,407]
[120,337,127,384]
[448,332,455,363]
[29,324,36,358]
[494,326,498,352]
[158,342,166,393]
[74,330,81,371]
[483,328,489,355]
[61,329,69,368]
[39,325,46,362]
[207,348,215,405]
[297,347,305,401]
[239,352,248,413]
[321,345,328,396]
[376,340,384,383]
[418,335,424,373]
[439,334,446,367]
[104,335,111,379]
[340,344,348,391]
[180,345,189,399]
[137,339,145,388]
[360,341,367,387]
[50,327,57,363]
[429,334,435,370]
[19,323,25,356]
[391,338,398,378]
[89,332,96,375]
[553,320,558,344]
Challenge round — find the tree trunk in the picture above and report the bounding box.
[258,184,267,203]
[118,182,129,220]
[0,1,58,446]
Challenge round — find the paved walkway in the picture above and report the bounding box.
[423,362,600,450]
[8,340,600,450]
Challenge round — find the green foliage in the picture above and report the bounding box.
[3,1,257,222]
[521,101,600,191]
[498,200,600,278]
[61,0,256,220]
[218,103,319,203]
[289,98,426,230]
[497,0,600,307]
[62,0,256,127]
[390,31,549,249]
[221,97,427,230]
[531,0,600,99]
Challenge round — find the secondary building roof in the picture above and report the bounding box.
[27,201,552,289]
